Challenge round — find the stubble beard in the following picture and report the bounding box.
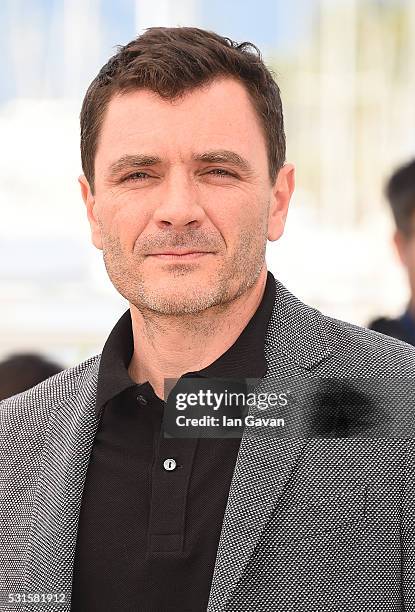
[101,225,267,317]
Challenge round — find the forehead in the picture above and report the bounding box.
[95,77,268,169]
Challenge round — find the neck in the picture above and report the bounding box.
[127,267,268,399]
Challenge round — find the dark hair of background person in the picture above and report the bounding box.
[0,353,64,401]
[386,158,415,236]
[80,26,286,194]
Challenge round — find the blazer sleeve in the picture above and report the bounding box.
[402,438,415,608]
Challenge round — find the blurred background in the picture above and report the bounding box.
[1,0,414,368]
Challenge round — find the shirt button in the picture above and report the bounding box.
[163,458,177,471]
[136,394,148,406]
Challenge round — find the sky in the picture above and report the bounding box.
[0,0,318,103]
[0,0,408,102]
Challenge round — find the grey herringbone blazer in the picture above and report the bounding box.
[2,277,415,611]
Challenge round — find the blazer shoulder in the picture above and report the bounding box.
[0,354,102,479]
[268,277,415,375]
[0,353,101,424]
[320,311,415,376]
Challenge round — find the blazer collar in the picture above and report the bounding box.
[206,279,335,611]
[23,358,101,610]
[265,277,334,370]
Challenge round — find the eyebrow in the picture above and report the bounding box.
[192,150,253,173]
[106,149,253,179]
[107,154,162,179]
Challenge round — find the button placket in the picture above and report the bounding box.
[148,438,198,554]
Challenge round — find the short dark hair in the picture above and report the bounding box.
[0,353,63,400]
[386,159,415,236]
[80,26,286,193]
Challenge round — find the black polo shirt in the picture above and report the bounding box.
[70,271,276,612]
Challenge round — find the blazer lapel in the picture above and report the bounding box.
[207,278,335,612]
[23,359,101,611]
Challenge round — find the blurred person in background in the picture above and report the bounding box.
[2,26,415,612]
[369,159,415,344]
[0,352,63,400]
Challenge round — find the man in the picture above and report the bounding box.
[1,27,415,612]
[369,159,415,345]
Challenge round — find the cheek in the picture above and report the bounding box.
[102,200,149,252]
[208,190,264,228]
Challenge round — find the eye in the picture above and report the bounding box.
[207,168,236,178]
[123,171,152,182]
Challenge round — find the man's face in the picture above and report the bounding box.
[80,77,294,315]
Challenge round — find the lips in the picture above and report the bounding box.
[148,250,210,255]
[147,251,212,261]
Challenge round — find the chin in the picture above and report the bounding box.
[139,283,220,315]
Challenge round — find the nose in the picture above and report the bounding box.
[152,169,205,229]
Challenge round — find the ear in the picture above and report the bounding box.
[78,174,103,250]
[267,163,295,241]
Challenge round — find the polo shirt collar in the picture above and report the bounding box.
[95,270,276,417]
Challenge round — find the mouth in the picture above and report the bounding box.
[148,252,212,260]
